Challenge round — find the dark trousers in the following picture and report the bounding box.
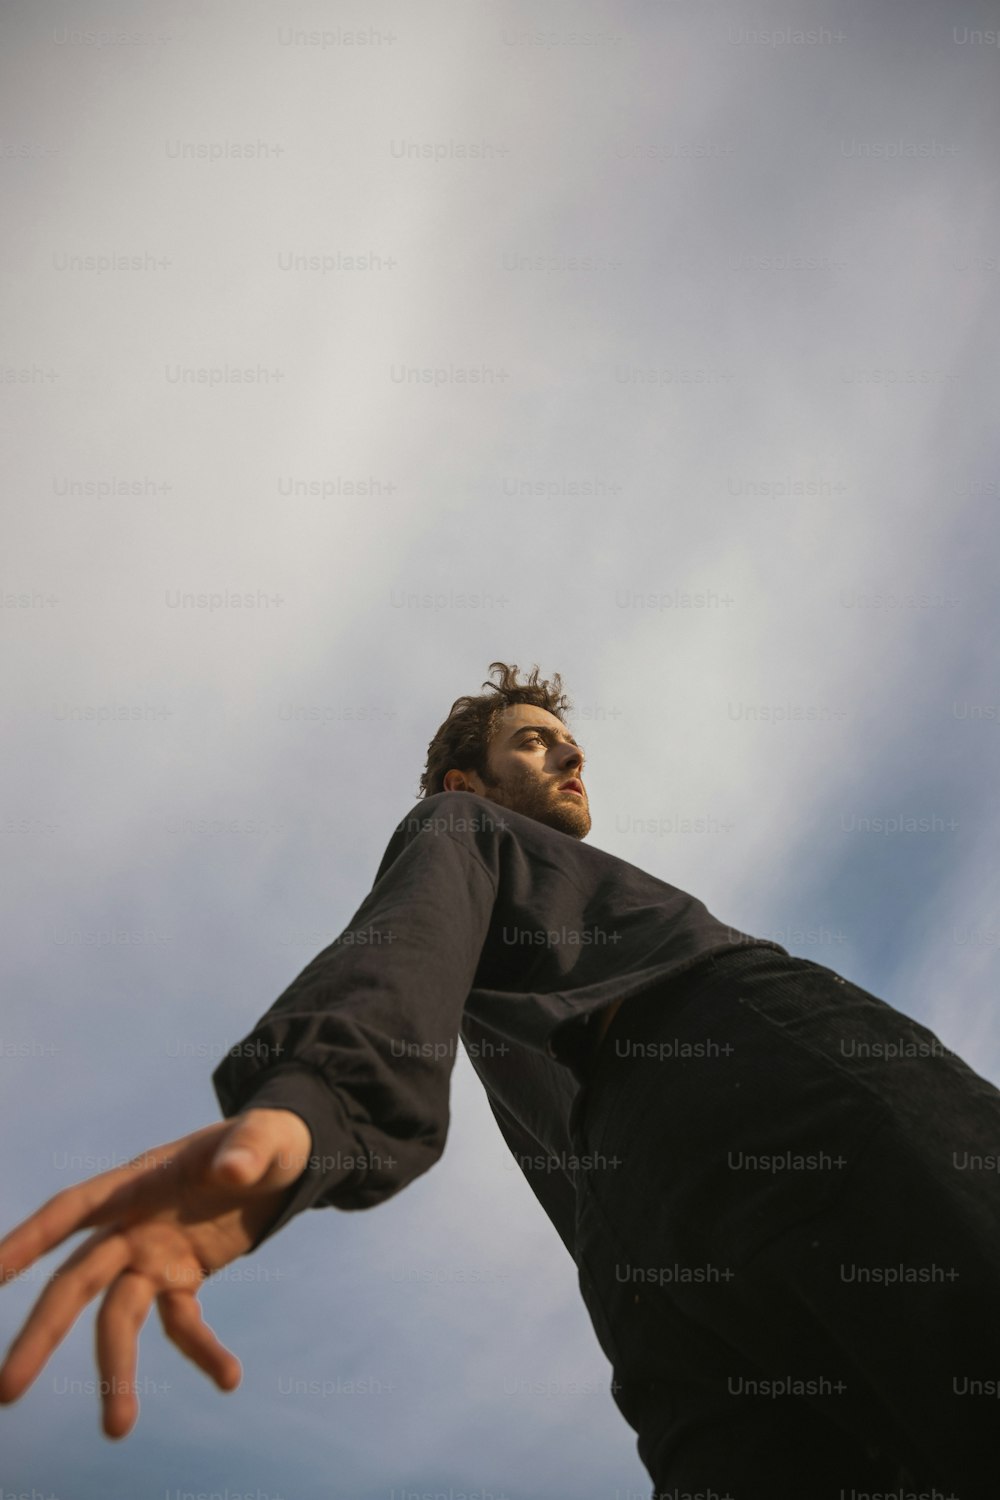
[568,944,1000,1499]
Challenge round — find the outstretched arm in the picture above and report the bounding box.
[1,793,502,1437]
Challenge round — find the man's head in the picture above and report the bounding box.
[418,661,591,839]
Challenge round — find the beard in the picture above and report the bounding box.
[476,764,590,839]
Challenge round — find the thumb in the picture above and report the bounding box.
[209,1117,275,1187]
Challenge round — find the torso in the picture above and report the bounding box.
[591,995,627,1055]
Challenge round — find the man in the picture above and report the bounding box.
[1,662,998,1498]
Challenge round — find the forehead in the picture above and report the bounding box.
[496,704,573,737]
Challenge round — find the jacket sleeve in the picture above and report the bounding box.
[211,795,499,1250]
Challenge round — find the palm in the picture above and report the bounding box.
[0,1111,311,1438]
[100,1126,295,1279]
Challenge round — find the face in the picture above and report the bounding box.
[442,703,591,839]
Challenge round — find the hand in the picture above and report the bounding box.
[0,1108,313,1439]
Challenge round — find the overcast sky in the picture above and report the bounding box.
[2,0,999,1496]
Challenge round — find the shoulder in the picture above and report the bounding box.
[392,790,510,839]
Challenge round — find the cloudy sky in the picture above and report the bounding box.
[2,0,999,1495]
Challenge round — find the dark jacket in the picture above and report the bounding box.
[212,791,787,1257]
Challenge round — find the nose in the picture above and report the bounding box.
[560,744,585,777]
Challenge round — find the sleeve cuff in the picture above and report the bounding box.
[225,1065,360,1251]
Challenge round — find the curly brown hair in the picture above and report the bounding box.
[418,661,572,799]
